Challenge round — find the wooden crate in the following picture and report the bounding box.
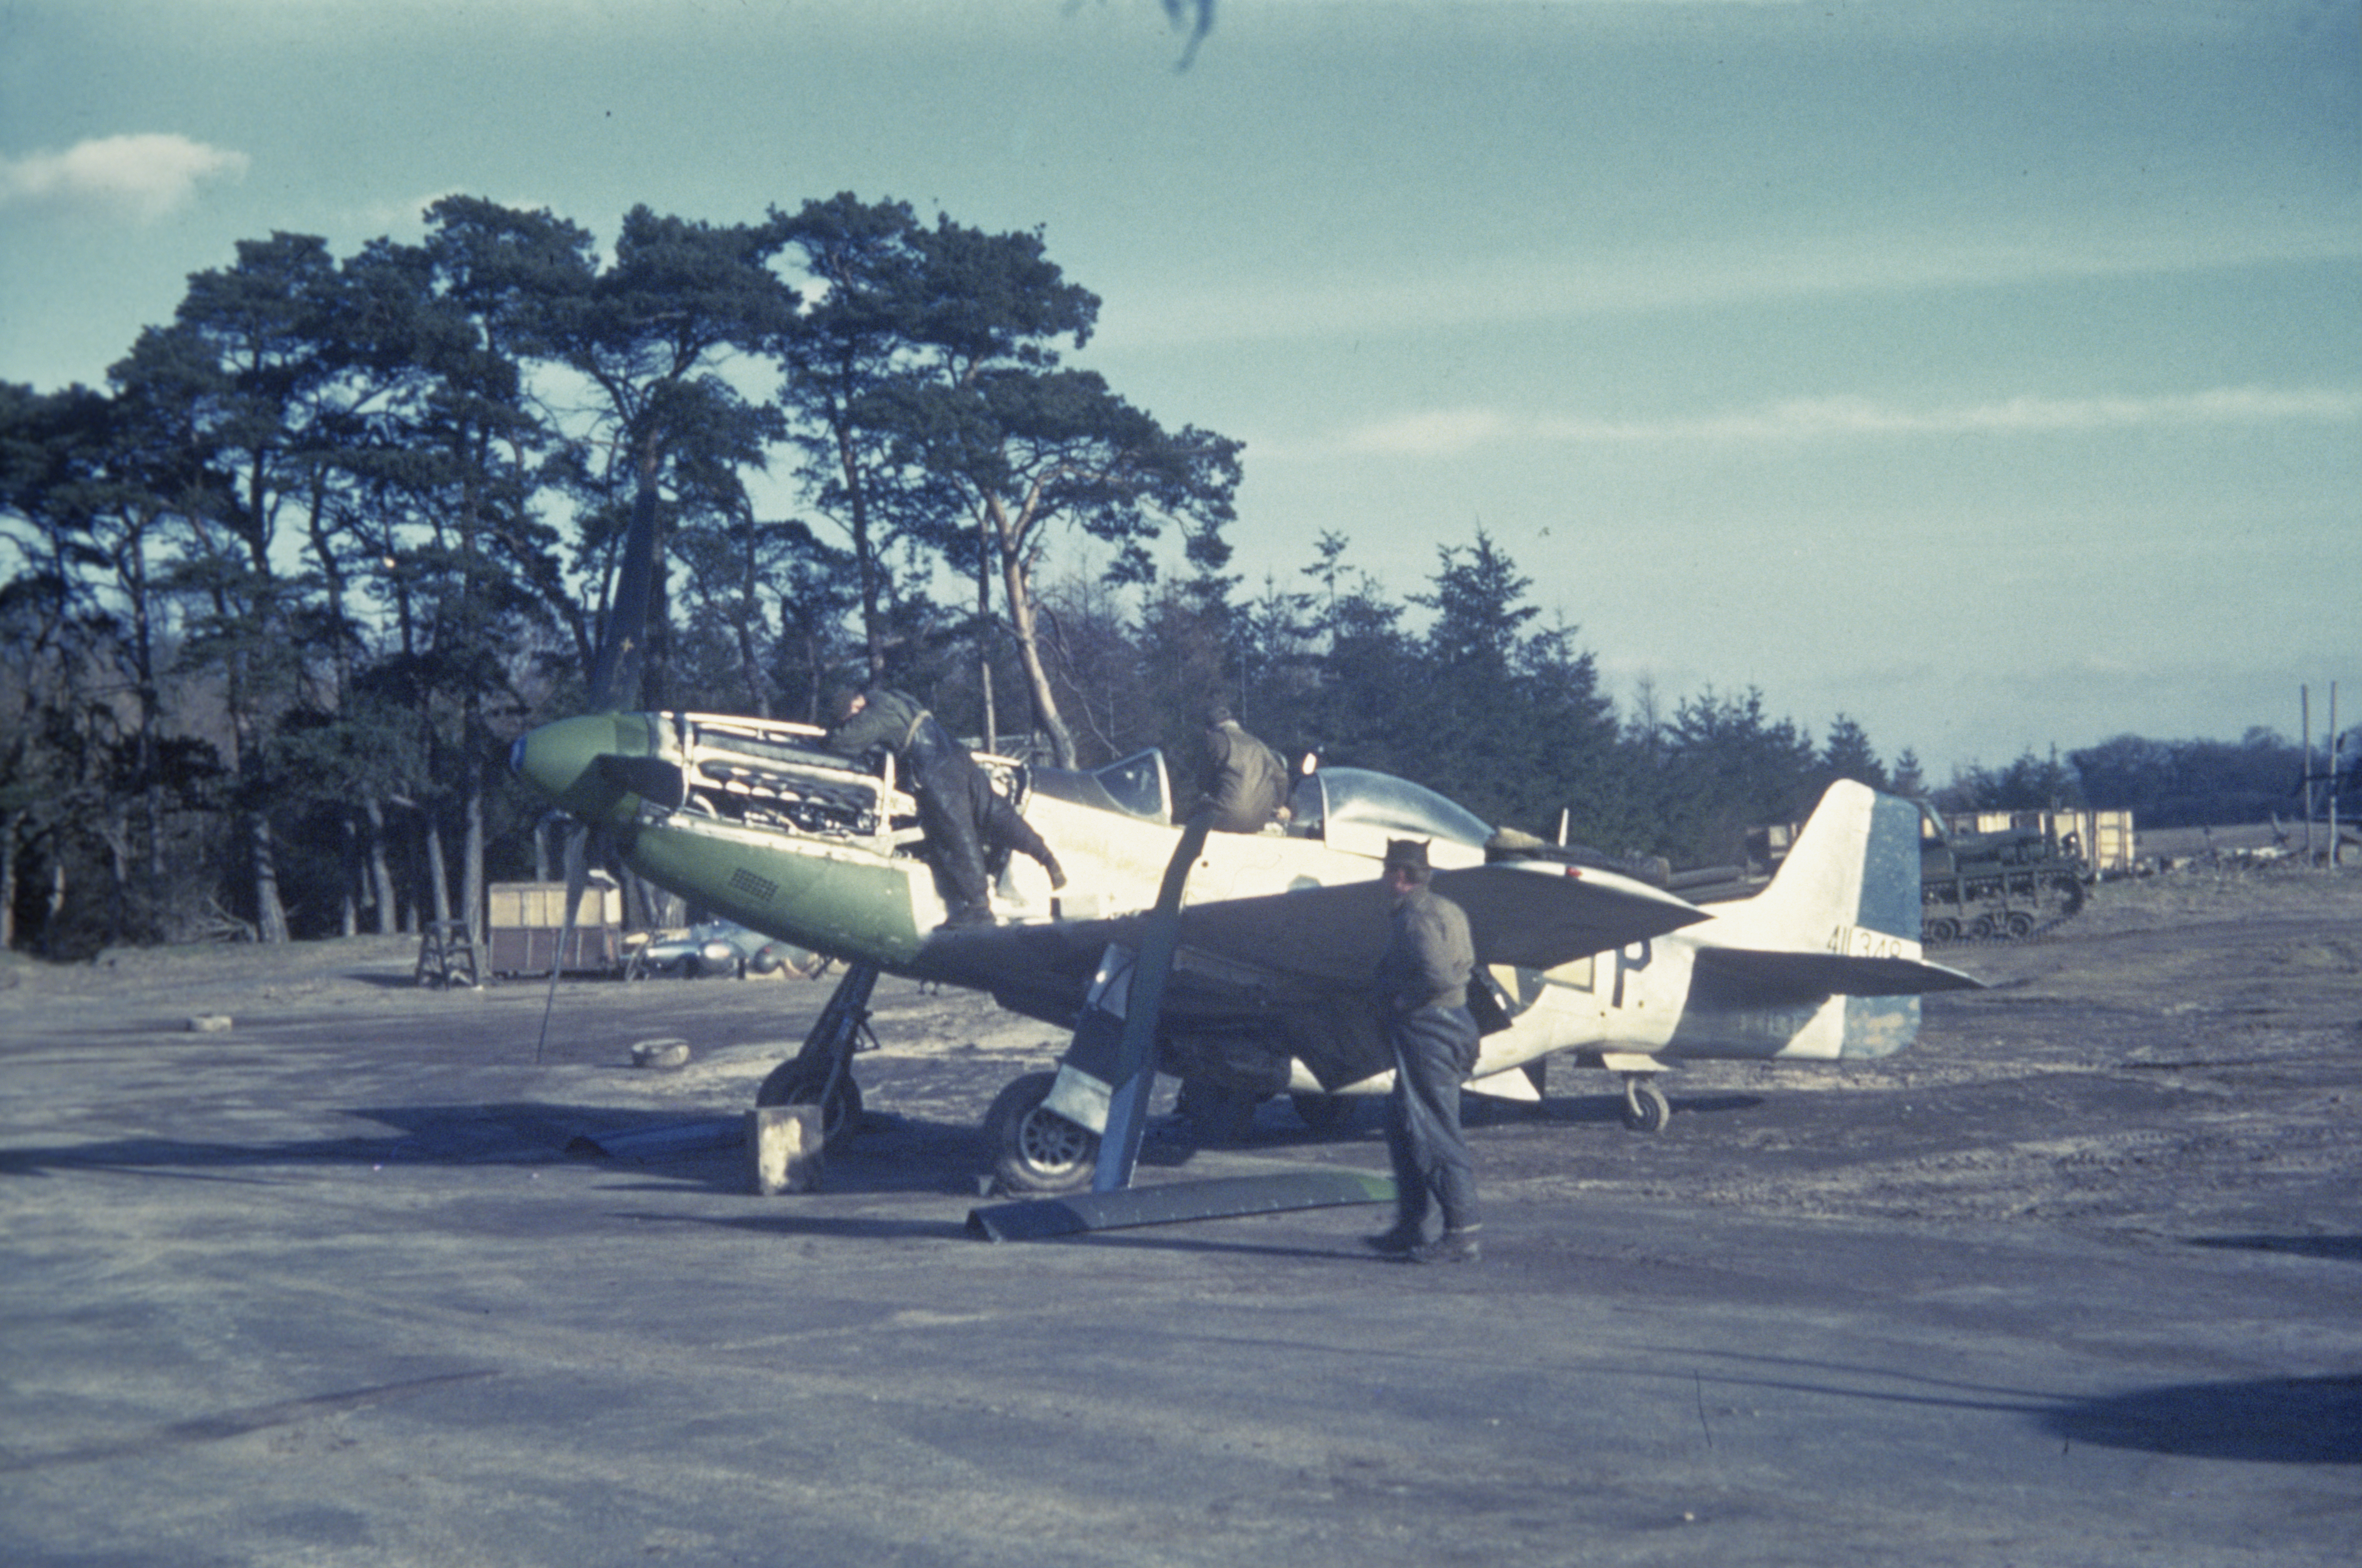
[488,880,622,929]
[486,924,622,977]
[485,880,623,975]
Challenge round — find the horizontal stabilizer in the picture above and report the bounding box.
[1692,946,1984,1006]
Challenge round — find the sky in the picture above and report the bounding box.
[2,0,2355,778]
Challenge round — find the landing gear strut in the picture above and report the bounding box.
[755,960,879,1152]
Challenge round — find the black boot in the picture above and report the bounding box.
[1405,1228,1481,1265]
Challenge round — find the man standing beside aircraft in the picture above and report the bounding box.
[1368,839,1484,1264]
[1200,702,1290,833]
[824,688,999,928]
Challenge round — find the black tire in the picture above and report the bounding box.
[2005,910,2036,938]
[1926,916,1960,945]
[984,1071,1097,1195]
[754,1056,864,1152]
[1290,1092,1356,1133]
[1619,1080,1671,1134]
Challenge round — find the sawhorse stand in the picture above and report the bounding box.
[414,919,481,989]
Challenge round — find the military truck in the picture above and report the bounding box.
[1742,803,2111,944]
[1916,812,2093,944]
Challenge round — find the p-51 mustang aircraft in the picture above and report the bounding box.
[512,704,1981,1195]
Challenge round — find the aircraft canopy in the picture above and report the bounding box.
[1289,766,1493,868]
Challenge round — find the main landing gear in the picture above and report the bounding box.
[984,1071,1099,1196]
[754,960,880,1152]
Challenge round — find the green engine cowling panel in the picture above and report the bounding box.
[628,819,929,966]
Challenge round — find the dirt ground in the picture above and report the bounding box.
[1481,865,2362,1244]
[3,865,2358,1567]
[10,863,2356,1245]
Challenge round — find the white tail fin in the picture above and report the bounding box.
[1709,781,1923,952]
[1683,783,1979,1060]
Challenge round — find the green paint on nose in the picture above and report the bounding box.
[510,713,653,825]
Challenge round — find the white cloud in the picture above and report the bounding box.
[1095,218,2362,355]
[0,134,250,222]
[1340,408,1511,457]
[1316,386,2362,459]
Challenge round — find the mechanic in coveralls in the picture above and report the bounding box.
[1366,838,1484,1264]
[824,688,1060,928]
[1200,701,1290,833]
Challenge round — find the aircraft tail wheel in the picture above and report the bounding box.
[984,1071,1098,1196]
[1619,1076,1670,1134]
[755,1057,864,1152]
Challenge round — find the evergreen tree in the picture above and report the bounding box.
[1818,713,1890,793]
[870,214,1242,768]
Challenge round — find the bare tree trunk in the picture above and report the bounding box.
[998,544,1076,767]
[340,812,360,937]
[463,761,486,950]
[738,499,773,719]
[102,812,131,946]
[0,811,19,951]
[424,811,452,930]
[45,857,68,949]
[837,425,887,684]
[364,798,398,935]
[250,811,290,945]
[977,508,998,755]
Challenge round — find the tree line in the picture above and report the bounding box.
[0,193,2299,958]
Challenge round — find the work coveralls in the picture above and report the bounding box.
[824,689,993,924]
[1374,883,1482,1237]
[1202,719,1288,833]
[954,762,1065,889]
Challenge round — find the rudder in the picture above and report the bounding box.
[1714,782,1924,950]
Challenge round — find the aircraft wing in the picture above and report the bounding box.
[1690,946,1987,1006]
[919,861,1706,1012]
[1179,861,1707,989]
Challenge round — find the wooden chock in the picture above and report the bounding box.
[745,1105,824,1195]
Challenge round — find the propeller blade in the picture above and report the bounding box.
[586,471,661,712]
[535,822,593,1064]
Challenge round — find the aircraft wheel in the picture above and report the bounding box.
[1290,1092,1355,1132]
[755,1057,864,1152]
[984,1071,1097,1196]
[1619,1079,1671,1134]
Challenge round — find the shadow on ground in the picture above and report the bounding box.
[2190,1234,2362,1263]
[2044,1375,2362,1463]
